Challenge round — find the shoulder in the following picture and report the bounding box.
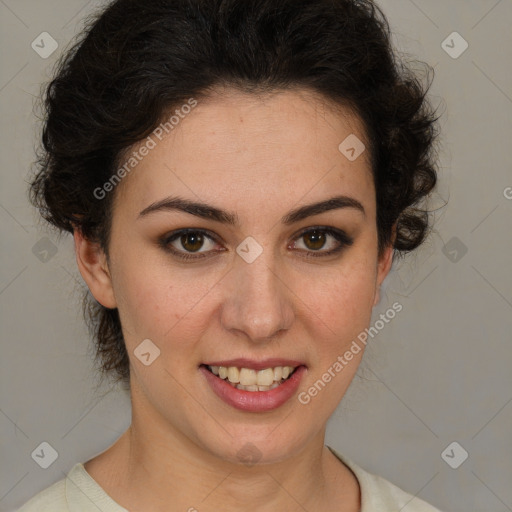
[16,462,129,512]
[16,477,67,512]
[328,446,443,512]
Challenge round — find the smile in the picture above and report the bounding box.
[200,363,307,412]
[206,365,297,391]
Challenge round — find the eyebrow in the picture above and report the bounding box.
[137,194,365,225]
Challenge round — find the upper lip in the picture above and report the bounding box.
[201,358,306,371]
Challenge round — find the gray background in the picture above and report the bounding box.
[1,1,511,511]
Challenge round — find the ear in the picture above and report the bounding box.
[373,226,396,307]
[73,227,117,309]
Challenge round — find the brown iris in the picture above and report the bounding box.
[302,229,326,251]
[180,232,205,252]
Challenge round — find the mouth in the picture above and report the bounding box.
[199,360,307,412]
[202,364,299,392]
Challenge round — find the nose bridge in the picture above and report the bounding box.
[221,243,294,341]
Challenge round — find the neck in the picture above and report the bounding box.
[85,385,360,511]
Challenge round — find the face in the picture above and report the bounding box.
[76,86,393,465]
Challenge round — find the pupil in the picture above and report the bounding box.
[182,233,203,252]
[305,230,325,250]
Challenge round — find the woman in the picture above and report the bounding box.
[20,0,442,510]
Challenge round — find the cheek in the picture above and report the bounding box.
[111,228,378,353]
[112,254,220,346]
[308,257,377,333]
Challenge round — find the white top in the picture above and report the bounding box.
[17,446,442,511]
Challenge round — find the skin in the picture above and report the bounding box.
[74,86,394,512]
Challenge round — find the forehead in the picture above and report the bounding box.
[113,87,374,219]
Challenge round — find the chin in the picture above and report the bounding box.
[197,424,317,467]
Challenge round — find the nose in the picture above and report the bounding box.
[220,248,295,343]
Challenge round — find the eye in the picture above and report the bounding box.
[159,229,222,261]
[290,226,353,258]
[159,226,353,261]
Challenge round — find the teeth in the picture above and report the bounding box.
[227,367,240,383]
[257,368,274,386]
[227,381,282,391]
[239,368,257,386]
[236,384,259,391]
[207,364,297,390]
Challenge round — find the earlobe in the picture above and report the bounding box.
[73,227,117,309]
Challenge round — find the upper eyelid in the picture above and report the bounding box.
[166,228,220,245]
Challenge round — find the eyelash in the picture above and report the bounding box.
[158,226,354,262]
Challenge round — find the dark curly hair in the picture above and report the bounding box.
[28,0,441,385]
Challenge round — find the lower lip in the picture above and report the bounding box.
[200,365,307,412]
